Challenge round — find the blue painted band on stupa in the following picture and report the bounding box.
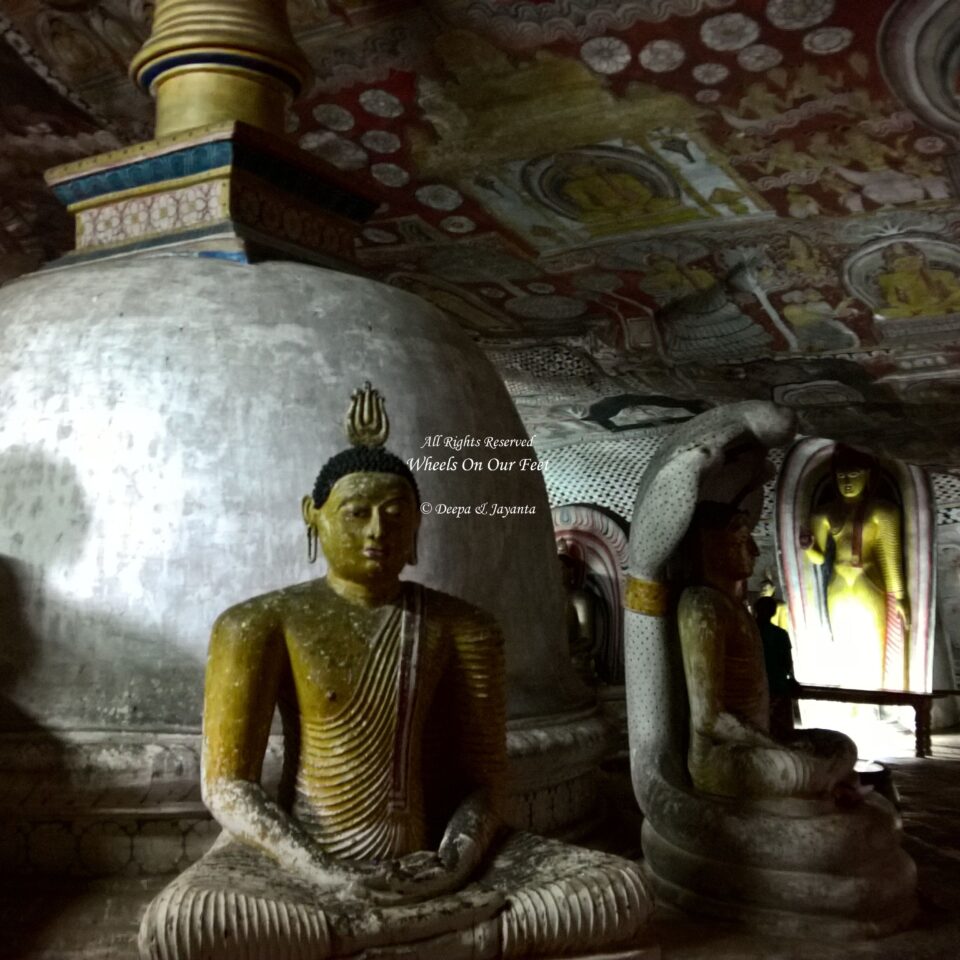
[50,131,376,223]
[136,51,301,95]
[51,140,234,207]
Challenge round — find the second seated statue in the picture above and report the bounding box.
[680,501,857,800]
[138,384,652,960]
[625,402,916,938]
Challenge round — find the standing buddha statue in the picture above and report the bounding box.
[138,384,651,960]
[800,445,909,689]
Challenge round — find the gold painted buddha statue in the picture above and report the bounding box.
[679,501,857,801]
[138,385,651,960]
[801,445,909,690]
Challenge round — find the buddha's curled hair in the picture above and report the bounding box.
[312,447,420,508]
[832,443,873,473]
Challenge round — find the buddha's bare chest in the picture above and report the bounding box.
[828,509,879,564]
[281,605,447,721]
[285,628,376,715]
[720,611,768,722]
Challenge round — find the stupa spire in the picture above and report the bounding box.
[129,0,312,137]
[45,0,373,268]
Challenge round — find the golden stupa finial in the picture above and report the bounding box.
[130,0,312,138]
[345,382,389,449]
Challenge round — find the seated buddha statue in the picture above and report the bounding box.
[801,445,909,690]
[624,403,916,938]
[138,384,651,960]
[680,500,857,801]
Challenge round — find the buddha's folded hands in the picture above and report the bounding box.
[287,849,404,903]
[707,710,777,748]
[381,849,466,899]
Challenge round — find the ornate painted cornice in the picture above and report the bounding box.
[44,121,376,267]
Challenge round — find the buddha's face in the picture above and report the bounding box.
[891,254,923,273]
[311,472,419,586]
[836,466,869,500]
[701,519,759,583]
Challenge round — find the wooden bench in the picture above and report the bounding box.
[795,685,959,758]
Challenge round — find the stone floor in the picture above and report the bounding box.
[6,726,960,959]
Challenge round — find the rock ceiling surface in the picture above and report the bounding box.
[3,0,960,467]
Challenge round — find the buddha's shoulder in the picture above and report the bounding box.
[679,585,739,618]
[867,497,901,522]
[212,581,317,633]
[413,583,502,639]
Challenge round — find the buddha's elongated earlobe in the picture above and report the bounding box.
[302,494,319,563]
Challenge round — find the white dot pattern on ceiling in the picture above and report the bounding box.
[932,472,960,527]
[538,432,668,521]
[540,431,960,532]
[933,471,960,506]
[754,447,785,542]
[486,345,614,404]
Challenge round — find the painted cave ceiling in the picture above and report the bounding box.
[4,0,960,466]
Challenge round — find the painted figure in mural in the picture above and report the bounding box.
[679,501,857,800]
[737,81,788,119]
[876,242,960,318]
[787,64,842,103]
[840,130,900,171]
[800,445,910,690]
[820,169,865,213]
[785,184,821,219]
[900,152,951,200]
[428,29,620,141]
[138,384,651,960]
[784,232,829,279]
[395,276,513,334]
[761,141,817,175]
[641,254,715,301]
[781,288,859,351]
[560,160,676,224]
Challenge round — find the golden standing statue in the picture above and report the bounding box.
[801,446,910,690]
[139,385,651,960]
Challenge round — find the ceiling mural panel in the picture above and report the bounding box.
[4,0,960,465]
[0,14,122,281]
